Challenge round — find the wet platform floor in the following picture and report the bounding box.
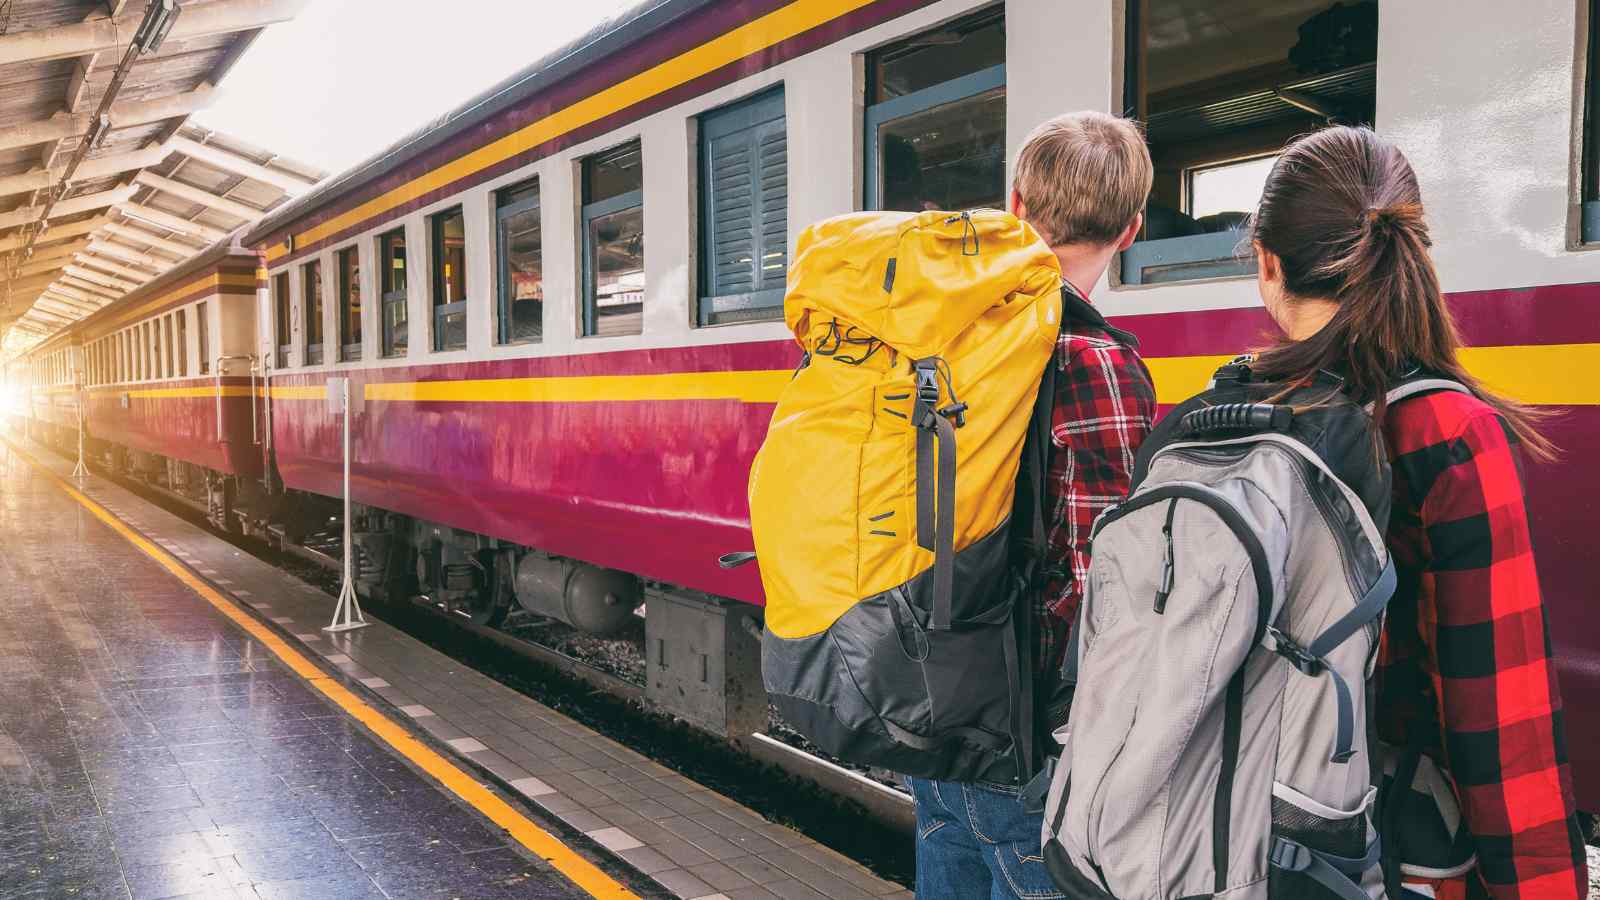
[0,443,596,899]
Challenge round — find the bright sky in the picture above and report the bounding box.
[195,0,642,175]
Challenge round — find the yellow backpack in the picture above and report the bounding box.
[746,209,1065,784]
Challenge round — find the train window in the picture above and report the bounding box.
[698,87,788,326]
[338,246,363,361]
[865,8,1006,212]
[175,311,188,378]
[581,141,645,337]
[197,303,210,375]
[379,229,408,357]
[274,272,291,370]
[143,323,152,380]
[164,315,176,378]
[430,208,468,351]
[1120,0,1379,284]
[304,261,326,366]
[495,179,542,345]
[1584,0,1598,241]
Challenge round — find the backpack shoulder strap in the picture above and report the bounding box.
[1384,377,1471,408]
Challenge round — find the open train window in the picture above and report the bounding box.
[379,229,408,357]
[430,208,467,351]
[865,7,1006,212]
[144,323,154,380]
[304,261,325,366]
[1583,0,1598,242]
[196,303,210,375]
[698,87,787,325]
[338,246,362,361]
[496,179,542,345]
[581,141,645,337]
[1121,0,1380,284]
[273,273,291,370]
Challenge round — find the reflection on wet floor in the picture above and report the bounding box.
[0,444,577,899]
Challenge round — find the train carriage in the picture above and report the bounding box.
[22,337,81,451]
[70,238,267,527]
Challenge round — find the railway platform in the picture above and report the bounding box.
[0,437,910,900]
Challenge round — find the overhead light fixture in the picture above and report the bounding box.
[133,0,180,55]
[119,209,189,236]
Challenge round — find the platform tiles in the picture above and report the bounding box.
[0,443,629,900]
[1,440,912,900]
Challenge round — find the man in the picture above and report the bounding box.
[905,111,1159,899]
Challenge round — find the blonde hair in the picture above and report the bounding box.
[1012,111,1153,246]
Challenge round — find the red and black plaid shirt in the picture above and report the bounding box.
[1036,287,1155,674]
[1378,391,1587,900]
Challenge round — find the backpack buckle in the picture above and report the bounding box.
[1267,626,1326,676]
[914,363,940,403]
[1269,837,1313,872]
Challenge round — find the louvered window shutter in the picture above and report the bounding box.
[699,88,787,325]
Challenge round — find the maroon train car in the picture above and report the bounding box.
[75,239,266,528]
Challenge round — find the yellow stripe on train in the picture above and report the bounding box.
[86,343,1600,407]
[1143,344,1600,406]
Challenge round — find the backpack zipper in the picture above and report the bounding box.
[1153,499,1177,614]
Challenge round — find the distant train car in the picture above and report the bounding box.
[22,336,80,451]
[72,238,266,528]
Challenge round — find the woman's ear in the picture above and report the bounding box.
[1009,189,1026,221]
[1255,242,1287,324]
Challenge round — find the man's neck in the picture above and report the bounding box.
[1051,242,1119,302]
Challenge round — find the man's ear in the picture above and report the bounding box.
[1114,212,1143,251]
[1009,189,1025,221]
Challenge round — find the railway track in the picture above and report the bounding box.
[54,444,917,884]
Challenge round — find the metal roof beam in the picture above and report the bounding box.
[47,283,111,306]
[116,202,230,243]
[0,185,135,230]
[14,240,93,271]
[101,221,201,257]
[0,88,214,153]
[0,0,311,66]
[75,254,161,284]
[0,216,111,252]
[86,239,180,270]
[62,264,139,293]
[0,144,170,198]
[169,135,316,194]
[58,275,122,299]
[133,170,265,221]
[36,298,97,319]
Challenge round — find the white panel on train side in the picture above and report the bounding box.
[261,0,1596,371]
[1380,0,1598,293]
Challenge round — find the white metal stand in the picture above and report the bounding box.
[324,376,368,633]
[71,377,87,480]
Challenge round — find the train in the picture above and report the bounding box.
[4,0,1597,808]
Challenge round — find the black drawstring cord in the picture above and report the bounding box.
[814,320,886,366]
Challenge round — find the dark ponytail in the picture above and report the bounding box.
[1248,126,1553,459]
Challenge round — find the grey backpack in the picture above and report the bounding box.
[1039,363,1468,900]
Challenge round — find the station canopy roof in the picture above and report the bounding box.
[0,0,326,358]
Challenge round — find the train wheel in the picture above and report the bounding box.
[463,549,511,627]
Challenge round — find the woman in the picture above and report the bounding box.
[1245,126,1586,900]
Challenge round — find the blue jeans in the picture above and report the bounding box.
[908,777,1064,899]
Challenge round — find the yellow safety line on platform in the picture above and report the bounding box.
[4,438,639,900]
